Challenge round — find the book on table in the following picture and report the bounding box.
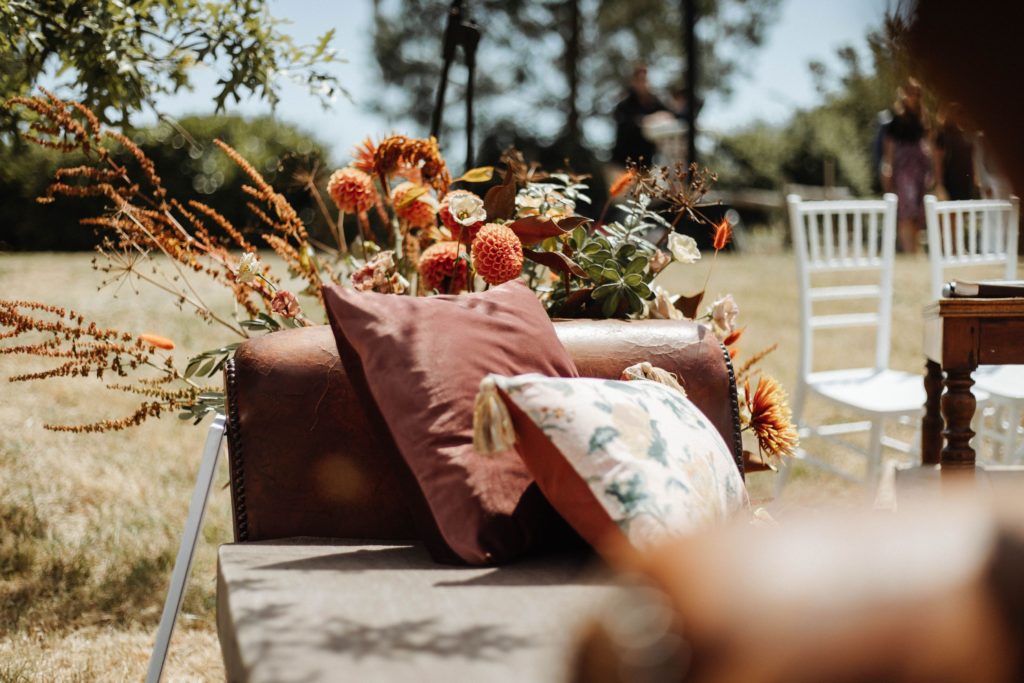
[942,280,1024,298]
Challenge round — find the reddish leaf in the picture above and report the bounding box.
[556,215,591,231]
[483,171,516,220]
[673,290,705,319]
[523,248,587,278]
[507,215,571,245]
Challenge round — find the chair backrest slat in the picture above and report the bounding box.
[967,209,977,256]
[868,210,879,261]
[924,195,1020,297]
[788,194,899,379]
[823,212,835,262]
[853,211,864,259]
[807,212,821,263]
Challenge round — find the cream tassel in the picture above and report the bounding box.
[620,362,687,398]
[473,376,517,455]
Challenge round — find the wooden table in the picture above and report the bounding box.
[921,298,1024,472]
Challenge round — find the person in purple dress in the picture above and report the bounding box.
[881,79,933,253]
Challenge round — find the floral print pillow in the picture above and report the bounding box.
[489,373,748,550]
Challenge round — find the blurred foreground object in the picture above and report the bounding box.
[574,487,1024,683]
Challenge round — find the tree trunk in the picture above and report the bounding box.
[683,0,698,167]
[565,0,581,142]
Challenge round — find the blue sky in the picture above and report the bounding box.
[141,0,890,162]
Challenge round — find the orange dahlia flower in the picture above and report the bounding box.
[744,375,799,461]
[393,182,438,229]
[419,241,469,293]
[327,168,377,214]
[471,223,523,286]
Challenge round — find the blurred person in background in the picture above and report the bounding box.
[872,108,893,193]
[975,132,1013,200]
[881,78,933,253]
[934,102,979,201]
[611,63,671,168]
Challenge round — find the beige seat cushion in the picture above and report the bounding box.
[217,539,617,682]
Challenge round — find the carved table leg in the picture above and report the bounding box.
[940,368,976,470]
[922,360,943,465]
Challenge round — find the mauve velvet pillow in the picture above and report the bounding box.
[323,281,580,565]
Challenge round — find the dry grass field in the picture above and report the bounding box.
[0,244,1002,680]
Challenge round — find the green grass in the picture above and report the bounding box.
[0,246,1013,679]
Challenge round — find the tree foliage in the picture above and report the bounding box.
[370,0,780,152]
[0,114,332,250]
[0,0,343,130]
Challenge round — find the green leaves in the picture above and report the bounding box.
[177,391,226,425]
[238,313,281,333]
[544,214,664,319]
[0,0,346,131]
[184,343,241,379]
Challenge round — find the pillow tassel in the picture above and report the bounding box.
[473,376,517,455]
[620,362,687,397]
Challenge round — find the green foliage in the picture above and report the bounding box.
[0,114,333,250]
[0,0,343,130]
[546,197,664,318]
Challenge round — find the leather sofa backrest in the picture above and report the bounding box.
[225,319,742,542]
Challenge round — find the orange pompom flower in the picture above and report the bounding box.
[439,189,486,242]
[139,333,174,350]
[744,375,799,461]
[471,223,524,286]
[393,181,438,229]
[327,168,377,214]
[712,218,732,251]
[418,241,469,293]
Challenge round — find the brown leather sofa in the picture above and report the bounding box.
[217,319,742,682]
[222,319,742,543]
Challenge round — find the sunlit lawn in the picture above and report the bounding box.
[0,242,972,680]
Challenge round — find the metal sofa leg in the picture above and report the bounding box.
[146,414,226,683]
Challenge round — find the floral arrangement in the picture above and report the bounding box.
[0,90,796,465]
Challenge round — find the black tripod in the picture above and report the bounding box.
[429,0,481,171]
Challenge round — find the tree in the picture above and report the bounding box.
[0,114,333,250]
[370,0,780,158]
[0,0,342,130]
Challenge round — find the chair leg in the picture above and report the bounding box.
[773,456,795,500]
[865,418,884,488]
[970,402,993,464]
[1001,404,1018,463]
[1011,404,1024,463]
[790,382,807,427]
